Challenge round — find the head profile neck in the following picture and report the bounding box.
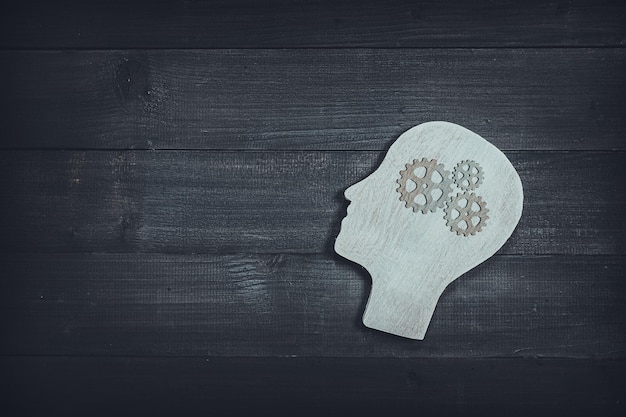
[360,261,447,340]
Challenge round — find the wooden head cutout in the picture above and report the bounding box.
[335,121,523,339]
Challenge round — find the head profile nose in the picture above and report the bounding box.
[344,181,362,201]
[344,184,355,201]
[344,176,372,201]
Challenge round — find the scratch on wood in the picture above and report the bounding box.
[227,255,273,319]
[69,152,86,186]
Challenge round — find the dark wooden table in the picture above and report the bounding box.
[1,1,625,415]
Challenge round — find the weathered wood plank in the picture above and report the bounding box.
[1,357,623,416]
[1,0,624,48]
[0,151,623,255]
[1,49,624,150]
[1,253,624,357]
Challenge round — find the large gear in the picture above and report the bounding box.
[452,160,483,191]
[396,158,453,214]
[444,192,489,236]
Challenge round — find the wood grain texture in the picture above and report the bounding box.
[1,357,624,416]
[1,151,623,255]
[1,49,624,150]
[2,2,625,412]
[1,253,624,357]
[1,0,624,49]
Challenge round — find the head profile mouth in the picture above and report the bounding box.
[334,212,351,254]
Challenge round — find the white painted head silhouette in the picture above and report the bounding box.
[335,121,523,339]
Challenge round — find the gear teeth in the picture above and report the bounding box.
[396,158,453,214]
[444,192,489,237]
[452,160,483,191]
[396,157,490,235]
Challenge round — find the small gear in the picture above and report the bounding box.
[452,160,483,190]
[444,192,489,236]
[396,158,453,214]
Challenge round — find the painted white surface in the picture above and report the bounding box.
[335,121,523,339]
